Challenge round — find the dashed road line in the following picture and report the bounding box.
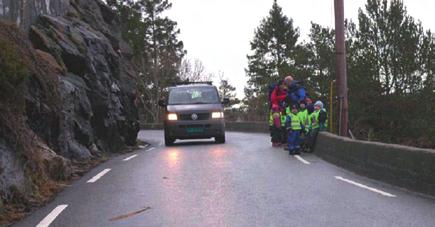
[294,155,311,165]
[36,205,68,227]
[87,169,111,183]
[335,176,396,197]
[123,154,138,161]
[146,147,156,152]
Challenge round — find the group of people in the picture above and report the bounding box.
[268,75,328,155]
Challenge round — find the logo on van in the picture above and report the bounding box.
[191,113,198,120]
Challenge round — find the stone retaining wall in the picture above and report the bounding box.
[314,132,435,196]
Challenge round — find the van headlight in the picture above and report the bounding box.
[167,113,178,121]
[211,112,224,119]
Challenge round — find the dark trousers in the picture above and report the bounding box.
[271,126,282,143]
[287,130,301,151]
[307,128,319,152]
[281,127,287,144]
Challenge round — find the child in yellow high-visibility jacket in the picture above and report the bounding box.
[270,111,283,147]
[285,104,304,155]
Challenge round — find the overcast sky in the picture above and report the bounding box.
[166,0,435,98]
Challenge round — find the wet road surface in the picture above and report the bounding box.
[15,131,435,227]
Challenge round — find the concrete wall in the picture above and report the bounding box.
[224,121,269,133]
[314,132,435,196]
[0,0,69,29]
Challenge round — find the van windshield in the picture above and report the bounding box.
[168,86,220,105]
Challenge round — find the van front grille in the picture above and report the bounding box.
[179,113,210,121]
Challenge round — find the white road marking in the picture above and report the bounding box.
[294,155,311,165]
[335,176,396,197]
[123,154,138,161]
[146,147,155,152]
[138,145,146,149]
[36,205,68,227]
[87,169,111,183]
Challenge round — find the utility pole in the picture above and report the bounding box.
[334,0,349,137]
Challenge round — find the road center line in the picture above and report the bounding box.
[87,169,111,183]
[123,154,138,161]
[36,205,68,227]
[146,147,155,152]
[294,155,311,165]
[335,176,396,197]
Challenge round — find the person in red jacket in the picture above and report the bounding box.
[270,80,288,112]
[269,80,288,146]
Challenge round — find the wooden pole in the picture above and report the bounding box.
[334,0,349,137]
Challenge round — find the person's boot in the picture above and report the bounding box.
[294,148,301,155]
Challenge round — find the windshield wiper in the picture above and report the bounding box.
[168,102,217,105]
[189,102,210,104]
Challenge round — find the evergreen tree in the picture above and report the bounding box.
[345,0,434,147]
[356,0,427,94]
[218,74,239,106]
[305,23,336,99]
[109,0,185,122]
[139,0,185,122]
[244,0,300,117]
[107,0,146,57]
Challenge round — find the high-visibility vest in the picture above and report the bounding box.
[311,109,328,129]
[311,110,320,129]
[308,112,317,129]
[297,109,308,127]
[280,114,287,126]
[288,112,302,130]
[319,109,328,130]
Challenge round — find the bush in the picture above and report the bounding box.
[0,39,28,107]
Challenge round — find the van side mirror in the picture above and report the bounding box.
[158,99,166,107]
[222,98,230,105]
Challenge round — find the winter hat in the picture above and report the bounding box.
[314,101,324,109]
[307,104,314,114]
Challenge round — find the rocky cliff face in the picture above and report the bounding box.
[0,0,139,223]
[0,0,69,29]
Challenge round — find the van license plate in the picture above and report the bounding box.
[187,128,203,133]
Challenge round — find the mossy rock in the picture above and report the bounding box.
[0,39,28,106]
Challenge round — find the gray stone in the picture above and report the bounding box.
[67,141,91,160]
[0,0,140,214]
[28,0,139,156]
[0,0,70,30]
[0,139,29,199]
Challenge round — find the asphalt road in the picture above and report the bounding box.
[14,131,435,227]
